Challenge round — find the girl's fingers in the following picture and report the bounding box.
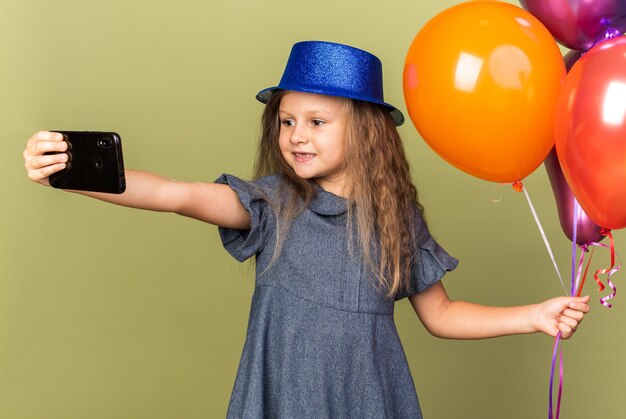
[568,300,591,312]
[25,152,68,184]
[24,132,69,186]
[558,314,580,330]
[25,152,68,182]
[26,152,68,170]
[558,322,574,338]
[562,308,585,321]
[28,163,66,185]
[25,139,68,157]
[24,132,67,158]
[28,131,64,144]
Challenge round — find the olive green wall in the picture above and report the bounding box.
[2,0,624,418]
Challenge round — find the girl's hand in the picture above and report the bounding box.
[23,131,69,186]
[533,295,590,339]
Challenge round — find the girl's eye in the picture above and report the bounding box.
[281,119,295,127]
[311,119,325,126]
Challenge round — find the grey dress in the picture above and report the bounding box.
[216,174,458,418]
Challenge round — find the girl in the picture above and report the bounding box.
[23,41,589,418]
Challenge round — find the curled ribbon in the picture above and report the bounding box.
[593,229,620,308]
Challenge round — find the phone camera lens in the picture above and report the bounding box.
[97,138,112,148]
[95,158,103,168]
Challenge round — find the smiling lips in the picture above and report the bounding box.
[293,152,315,162]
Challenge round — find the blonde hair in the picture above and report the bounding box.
[254,90,423,297]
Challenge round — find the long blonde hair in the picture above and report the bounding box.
[254,90,423,297]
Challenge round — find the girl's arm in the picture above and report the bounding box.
[409,282,590,339]
[24,131,250,229]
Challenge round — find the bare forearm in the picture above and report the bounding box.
[67,169,184,212]
[410,282,590,340]
[24,131,251,228]
[67,169,250,228]
[72,170,250,229]
[425,300,538,339]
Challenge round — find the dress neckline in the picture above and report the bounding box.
[309,182,348,216]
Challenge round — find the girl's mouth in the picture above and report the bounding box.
[293,152,315,162]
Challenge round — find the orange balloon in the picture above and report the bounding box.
[403,1,565,183]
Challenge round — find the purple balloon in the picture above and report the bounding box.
[520,0,626,51]
[544,148,603,245]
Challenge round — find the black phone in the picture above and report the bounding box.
[48,131,126,194]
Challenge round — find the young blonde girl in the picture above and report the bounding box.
[24,41,589,418]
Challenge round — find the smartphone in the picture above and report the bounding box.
[48,131,126,194]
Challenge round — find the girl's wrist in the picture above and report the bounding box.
[528,303,542,334]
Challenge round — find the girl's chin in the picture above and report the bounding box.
[290,167,317,180]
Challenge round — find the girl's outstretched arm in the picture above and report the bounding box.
[408,282,590,340]
[23,131,250,229]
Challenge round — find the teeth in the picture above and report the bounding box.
[295,153,314,157]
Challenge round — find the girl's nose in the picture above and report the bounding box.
[289,125,308,145]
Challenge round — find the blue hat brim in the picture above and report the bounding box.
[256,87,405,126]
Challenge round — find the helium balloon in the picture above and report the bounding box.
[404,1,565,183]
[520,0,626,51]
[555,36,626,230]
[544,148,603,244]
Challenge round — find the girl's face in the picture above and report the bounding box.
[278,91,349,196]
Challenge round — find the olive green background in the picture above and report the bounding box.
[2,0,625,418]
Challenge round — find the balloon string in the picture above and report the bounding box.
[571,199,579,296]
[548,332,563,419]
[575,246,595,298]
[519,184,567,294]
[557,347,563,419]
[548,196,578,418]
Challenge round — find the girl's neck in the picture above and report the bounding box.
[314,177,348,198]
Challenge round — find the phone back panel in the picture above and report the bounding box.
[49,131,126,194]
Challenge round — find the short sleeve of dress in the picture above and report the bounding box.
[214,174,276,262]
[395,210,459,300]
